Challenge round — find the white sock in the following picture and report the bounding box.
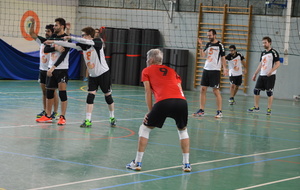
[109,111,114,118]
[86,113,92,121]
[135,151,144,163]
[182,153,189,164]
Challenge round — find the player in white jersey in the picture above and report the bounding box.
[36,18,70,125]
[193,29,228,118]
[54,27,116,128]
[226,45,247,105]
[29,18,59,120]
[248,36,280,115]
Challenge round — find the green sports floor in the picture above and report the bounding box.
[0,80,299,190]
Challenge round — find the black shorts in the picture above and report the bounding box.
[145,98,188,129]
[229,75,242,86]
[46,69,69,89]
[255,75,276,91]
[201,70,221,88]
[88,71,112,93]
[38,70,47,84]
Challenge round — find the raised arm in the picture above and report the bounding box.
[29,18,38,40]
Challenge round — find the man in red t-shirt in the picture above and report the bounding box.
[126,49,191,172]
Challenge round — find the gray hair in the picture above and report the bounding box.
[147,49,163,64]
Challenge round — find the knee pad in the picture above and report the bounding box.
[178,128,189,140]
[138,124,152,139]
[59,90,67,101]
[86,93,95,104]
[46,89,55,99]
[254,88,261,95]
[266,90,273,97]
[105,94,114,105]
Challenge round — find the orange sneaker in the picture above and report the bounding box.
[36,115,53,123]
[57,115,66,125]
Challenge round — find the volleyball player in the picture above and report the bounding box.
[248,36,280,115]
[193,29,228,118]
[29,18,59,120]
[36,18,70,125]
[126,49,191,172]
[53,27,116,127]
[226,45,247,105]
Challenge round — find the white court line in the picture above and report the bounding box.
[0,118,143,129]
[27,147,300,190]
[236,176,300,190]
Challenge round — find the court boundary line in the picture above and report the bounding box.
[90,154,300,190]
[236,176,300,190]
[26,147,300,190]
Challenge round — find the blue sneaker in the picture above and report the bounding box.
[182,163,192,172]
[126,160,142,171]
[192,109,204,117]
[36,110,46,118]
[248,106,260,112]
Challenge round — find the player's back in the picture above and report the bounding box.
[141,64,185,102]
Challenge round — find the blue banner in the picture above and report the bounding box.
[0,38,81,80]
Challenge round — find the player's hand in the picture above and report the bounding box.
[62,36,71,40]
[66,22,71,30]
[223,69,229,76]
[252,74,257,81]
[30,18,35,24]
[47,69,53,77]
[143,114,149,125]
[243,69,247,75]
[55,45,65,53]
[198,38,202,45]
[267,71,272,77]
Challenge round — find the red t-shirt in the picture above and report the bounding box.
[141,64,185,103]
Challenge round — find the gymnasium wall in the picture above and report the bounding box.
[1,1,299,100]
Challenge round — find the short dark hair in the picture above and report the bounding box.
[262,36,272,43]
[82,27,95,38]
[229,45,236,50]
[45,24,54,33]
[208,29,217,35]
[55,18,66,30]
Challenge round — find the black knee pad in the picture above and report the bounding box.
[266,90,273,97]
[46,89,55,99]
[105,94,114,105]
[254,88,261,95]
[86,93,95,104]
[59,90,67,101]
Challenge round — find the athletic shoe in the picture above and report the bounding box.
[50,111,59,120]
[215,110,223,118]
[83,77,88,82]
[36,115,52,123]
[248,106,260,112]
[192,109,204,117]
[110,117,116,127]
[80,119,92,128]
[126,160,142,171]
[228,98,236,105]
[266,108,272,115]
[36,110,46,118]
[57,115,66,125]
[182,163,192,172]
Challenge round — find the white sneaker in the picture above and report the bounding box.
[126,160,142,171]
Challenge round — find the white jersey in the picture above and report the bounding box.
[203,41,225,71]
[260,48,280,76]
[226,52,245,76]
[35,36,50,71]
[54,37,109,77]
[45,33,70,70]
